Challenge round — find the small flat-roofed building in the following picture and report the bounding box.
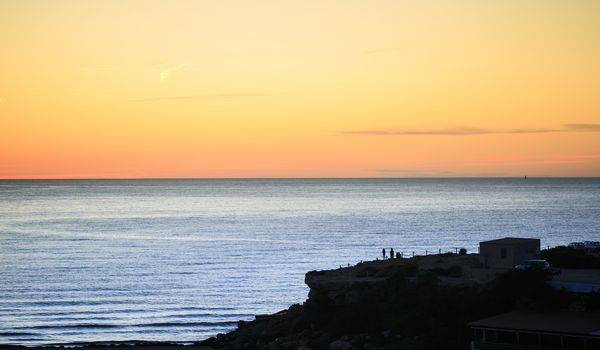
[469,311,600,350]
[479,237,540,269]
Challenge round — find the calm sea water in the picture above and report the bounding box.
[1,178,599,346]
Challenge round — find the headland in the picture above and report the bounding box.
[4,241,600,350]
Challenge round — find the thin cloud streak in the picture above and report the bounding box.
[369,168,507,177]
[372,168,461,176]
[129,93,272,102]
[344,128,493,136]
[504,128,559,134]
[342,124,600,136]
[568,154,600,159]
[564,124,600,131]
[159,61,191,81]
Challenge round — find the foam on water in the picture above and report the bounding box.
[1,178,599,346]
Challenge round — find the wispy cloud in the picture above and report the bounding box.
[344,127,493,136]
[567,153,600,159]
[129,93,272,102]
[341,124,600,136]
[563,124,600,131]
[372,168,461,177]
[369,168,509,177]
[159,61,192,82]
[503,128,560,134]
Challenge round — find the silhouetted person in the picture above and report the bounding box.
[382,248,386,259]
[396,252,401,259]
[390,248,394,259]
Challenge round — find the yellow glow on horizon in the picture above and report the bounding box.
[1,0,599,178]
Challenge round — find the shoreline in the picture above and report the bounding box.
[0,343,211,350]
[4,251,600,350]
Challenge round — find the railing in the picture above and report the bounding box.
[378,247,475,260]
[378,244,568,261]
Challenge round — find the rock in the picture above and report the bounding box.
[329,338,352,350]
[268,340,280,350]
[199,255,577,350]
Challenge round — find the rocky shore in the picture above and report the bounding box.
[198,253,599,350]
[5,251,599,350]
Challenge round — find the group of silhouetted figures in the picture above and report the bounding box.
[382,248,401,259]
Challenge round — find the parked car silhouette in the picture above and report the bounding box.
[514,259,550,270]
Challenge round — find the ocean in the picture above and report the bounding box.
[1,178,599,346]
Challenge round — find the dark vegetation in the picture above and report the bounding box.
[427,265,462,277]
[201,266,594,350]
[541,246,600,268]
[356,263,419,278]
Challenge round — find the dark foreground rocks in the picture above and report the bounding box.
[200,254,600,350]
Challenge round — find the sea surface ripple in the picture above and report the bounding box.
[1,178,599,346]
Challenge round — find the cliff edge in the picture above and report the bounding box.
[200,253,598,349]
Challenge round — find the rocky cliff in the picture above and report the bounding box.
[200,254,590,350]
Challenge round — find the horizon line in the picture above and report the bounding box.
[1,176,599,181]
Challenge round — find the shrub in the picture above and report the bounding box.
[541,246,600,268]
[428,265,463,277]
[356,266,377,277]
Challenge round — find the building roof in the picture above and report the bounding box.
[469,311,600,337]
[480,237,540,245]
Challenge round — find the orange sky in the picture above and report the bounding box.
[1,0,599,178]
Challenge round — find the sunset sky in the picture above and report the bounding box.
[1,0,599,178]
